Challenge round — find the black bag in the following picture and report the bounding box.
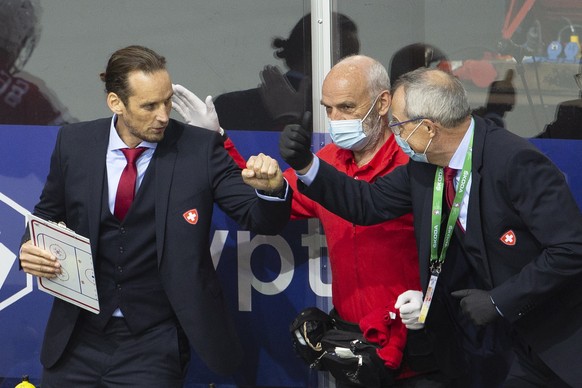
[290,307,396,387]
[289,307,334,365]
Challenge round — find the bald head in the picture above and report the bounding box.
[321,55,390,120]
[326,55,390,99]
[332,55,377,74]
[320,55,391,157]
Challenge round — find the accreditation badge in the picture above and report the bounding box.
[418,272,439,323]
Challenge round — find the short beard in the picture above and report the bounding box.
[360,115,383,151]
[123,119,165,144]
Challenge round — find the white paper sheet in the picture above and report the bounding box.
[27,214,100,314]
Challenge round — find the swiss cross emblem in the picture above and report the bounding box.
[183,209,199,225]
[500,230,516,246]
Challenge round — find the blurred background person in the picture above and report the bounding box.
[536,64,582,139]
[389,42,451,84]
[213,12,360,131]
[390,42,517,130]
[473,69,516,128]
[0,0,74,125]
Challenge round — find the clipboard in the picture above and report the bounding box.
[26,214,100,314]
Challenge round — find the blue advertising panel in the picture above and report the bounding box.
[0,125,581,387]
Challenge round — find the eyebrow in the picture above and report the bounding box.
[140,93,173,107]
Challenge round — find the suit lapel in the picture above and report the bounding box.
[417,120,494,289]
[87,123,110,259]
[152,122,179,266]
[417,164,439,289]
[463,118,493,288]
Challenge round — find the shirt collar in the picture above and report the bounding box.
[447,117,474,170]
[107,114,157,152]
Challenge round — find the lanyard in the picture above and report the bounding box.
[429,133,473,272]
[419,131,473,323]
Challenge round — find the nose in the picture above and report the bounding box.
[157,105,170,124]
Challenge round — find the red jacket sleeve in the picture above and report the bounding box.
[223,137,247,169]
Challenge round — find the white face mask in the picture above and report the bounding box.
[394,120,432,163]
[328,95,380,151]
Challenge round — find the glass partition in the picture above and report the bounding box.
[334,0,582,139]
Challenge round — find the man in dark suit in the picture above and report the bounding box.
[18,45,291,387]
[279,67,582,386]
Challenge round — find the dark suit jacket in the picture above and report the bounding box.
[299,115,582,385]
[26,118,291,375]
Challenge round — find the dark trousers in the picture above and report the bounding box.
[41,316,190,387]
[503,336,570,388]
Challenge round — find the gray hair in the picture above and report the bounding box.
[366,57,390,99]
[393,67,471,127]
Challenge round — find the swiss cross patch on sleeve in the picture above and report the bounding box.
[500,230,516,246]
[183,209,199,225]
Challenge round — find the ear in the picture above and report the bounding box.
[424,119,438,138]
[107,92,125,115]
[377,90,391,116]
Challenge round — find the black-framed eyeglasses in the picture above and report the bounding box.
[575,73,582,91]
[388,117,425,136]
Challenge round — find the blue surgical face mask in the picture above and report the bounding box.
[328,95,380,151]
[394,120,432,163]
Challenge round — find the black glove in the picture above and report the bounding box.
[279,112,313,171]
[259,65,310,124]
[451,289,499,326]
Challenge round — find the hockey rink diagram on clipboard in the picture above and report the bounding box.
[27,214,100,314]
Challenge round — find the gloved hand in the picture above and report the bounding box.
[172,84,223,134]
[279,112,313,171]
[259,65,310,124]
[451,289,499,326]
[394,290,425,330]
[486,69,516,109]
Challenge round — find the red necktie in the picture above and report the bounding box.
[114,147,146,220]
[443,167,457,209]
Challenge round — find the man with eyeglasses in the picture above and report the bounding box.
[280,67,582,387]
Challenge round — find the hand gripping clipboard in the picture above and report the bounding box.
[26,214,100,314]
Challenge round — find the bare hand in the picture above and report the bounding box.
[242,153,285,194]
[19,240,62,278]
